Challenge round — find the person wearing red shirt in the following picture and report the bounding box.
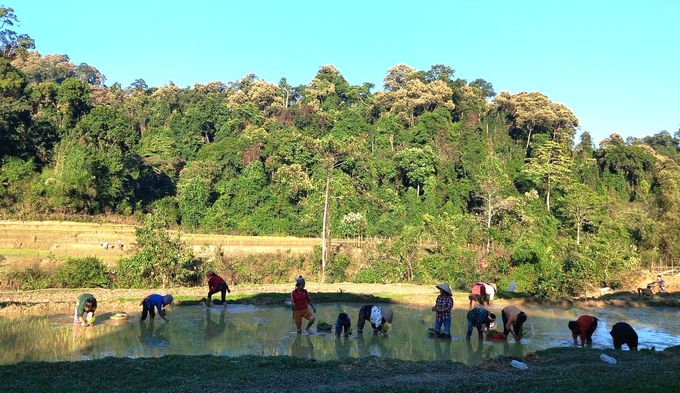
[204,270,231,308]
[291,276,316,333]
[568,314,599,346]
[468,282,488,308]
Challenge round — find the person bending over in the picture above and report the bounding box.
[204,270,231,308]
[610,322,638,350]
[568,315,598,346]
[357,305,393,336]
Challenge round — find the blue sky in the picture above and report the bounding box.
[12,0,680,144]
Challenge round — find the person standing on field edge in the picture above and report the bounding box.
[203,270,231,308]
[291,276,316,333]
[568,314,598,346]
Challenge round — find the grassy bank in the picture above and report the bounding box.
[0,347,678,392]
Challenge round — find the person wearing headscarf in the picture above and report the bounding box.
[74,293,97,327]
[431,283,453,338]
[357,305,393,336]
[291,276,316,333]
[139,293,173,322]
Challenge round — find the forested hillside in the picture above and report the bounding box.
[2,7,679,296]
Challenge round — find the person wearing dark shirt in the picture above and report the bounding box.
[466,306,496,340]
[335,312,351,338]
[74,293,97,327]
[357,305,393,336]
[610,322,638,350]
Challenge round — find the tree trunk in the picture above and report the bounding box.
[321,172,331,283]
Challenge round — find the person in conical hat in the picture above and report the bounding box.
[432,283,453,337]
[357,305,392,336]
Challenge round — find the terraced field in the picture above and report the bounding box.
[0,220,323,269]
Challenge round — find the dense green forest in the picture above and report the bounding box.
[2,7,679,296]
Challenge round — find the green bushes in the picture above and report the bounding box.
[326,253,350,283]
[52,256,112,288]
[4,267,51,290]
[219,253,309,285]
[1,256,112,290]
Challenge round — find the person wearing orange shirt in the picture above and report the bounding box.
[568,315,599,346]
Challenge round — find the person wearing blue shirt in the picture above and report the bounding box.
[139,293,173,322]
[335,312,351,337]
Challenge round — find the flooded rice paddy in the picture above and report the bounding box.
[1,303,679,365]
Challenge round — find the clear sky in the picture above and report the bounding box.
[12,0,680,144]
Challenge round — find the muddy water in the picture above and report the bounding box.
[1,303,679,365]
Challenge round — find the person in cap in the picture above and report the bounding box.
[291,276,316,333]
[501,305,527,342]
[203,270,231,308]
[468,282,488,308]
[610,322,638,350]
[568,314,598,347]
[335,312,351,338]
[139,293,173,322]
[431,283,453,338]
[74,293,97,327]
[466,306,496,340]
[357,305,393,336]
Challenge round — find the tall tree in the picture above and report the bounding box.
[559,183,603,245]
[524,140,574,211]
[0,7,34,58]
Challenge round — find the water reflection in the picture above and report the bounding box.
[291,334,314,359]
[204,308,227,341]
[334,336,352,359]
[1,303,680,365]
[139,321,169,348]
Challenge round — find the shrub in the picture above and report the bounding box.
[5,268,52,290]
[326,253,350,283]
[53,257,112,288]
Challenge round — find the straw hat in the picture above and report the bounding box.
[380,307,393,323]
[435,283,452,296]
